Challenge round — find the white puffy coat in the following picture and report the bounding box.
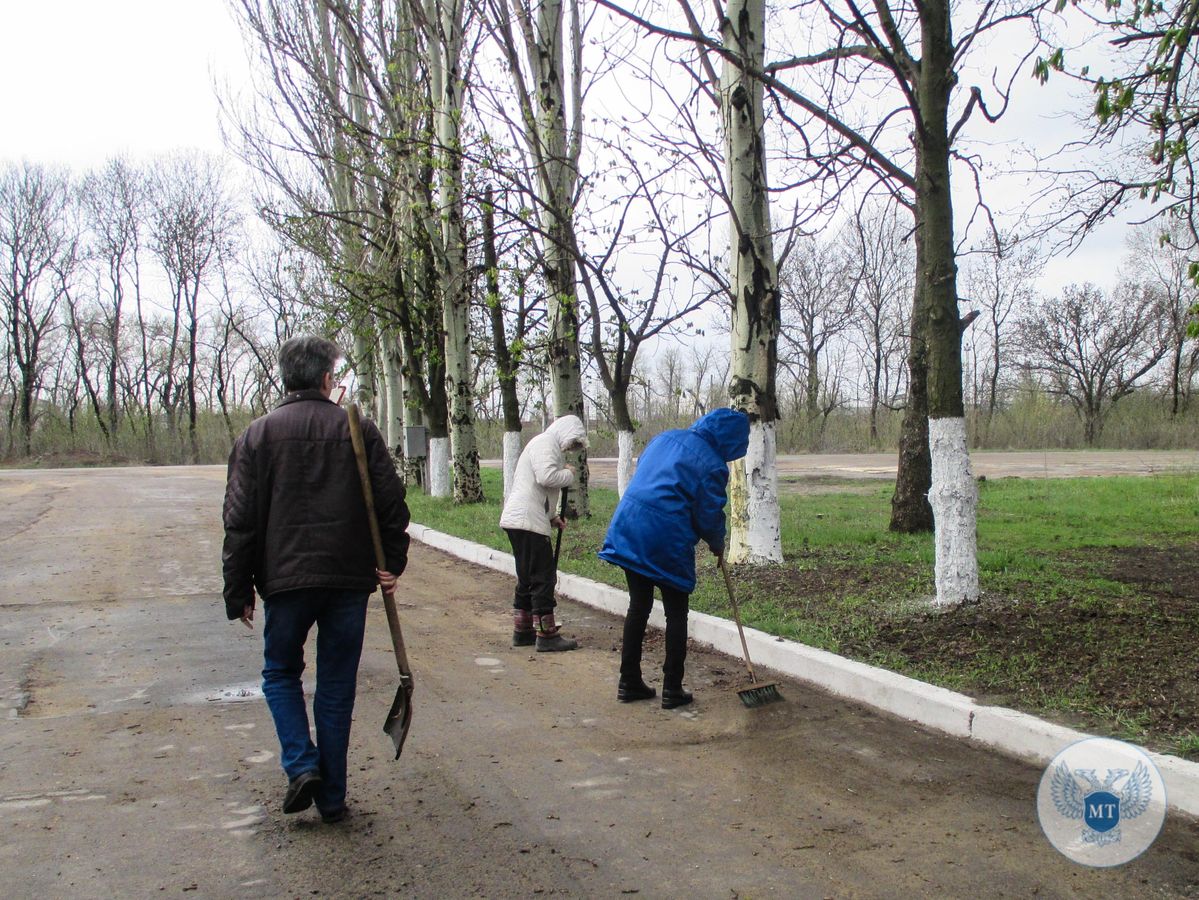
[499,415,588,536]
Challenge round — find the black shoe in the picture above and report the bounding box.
[282,769,322,814]
[320,805,349,825]
[535,633,579,652]
[617,678,656,703]
[661,687,694,710]
[512,630,536,647]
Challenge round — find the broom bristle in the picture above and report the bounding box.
[737,682,783,708]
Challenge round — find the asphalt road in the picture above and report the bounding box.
[2,465,1197,898]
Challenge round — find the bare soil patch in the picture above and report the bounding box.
[792,543,1199,755]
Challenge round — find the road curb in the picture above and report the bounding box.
[410,523,1199,817]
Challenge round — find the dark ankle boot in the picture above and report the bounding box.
[661,686,693,709]
[512,609,535,647]
[617,677,656,703]
[534,613,578,652]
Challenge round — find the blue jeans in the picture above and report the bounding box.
[262,588,369,813]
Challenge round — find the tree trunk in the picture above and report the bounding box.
[919,0,978,605]
[186,286,199,464]
[380,332,405,460]
[530,0,587,516]
[890,243,934,533]
[484,189,523,500]
[502,431,522,502]
[352,330,377,414]
[612,387,635,496]
[431,0,482,504]
[804,347,820,420]
[723,0,782,564]
[427,436,451,497]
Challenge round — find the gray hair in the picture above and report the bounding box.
[278,334,342,392]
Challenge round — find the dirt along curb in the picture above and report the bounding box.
[410,522,1199,818]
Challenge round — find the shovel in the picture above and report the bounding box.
[553,486,569,570]
[347,403,414,760]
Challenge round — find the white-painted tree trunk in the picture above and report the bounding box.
[423,0,482,504]
[616,430,635,497]
[928,417,979,605]
[428,436,451,498]
[502,430,522,502]
[383,345,404,460]
[727,420,783,564]
[722,0,782,565]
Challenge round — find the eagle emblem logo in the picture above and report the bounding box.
[1050,761,1154,847]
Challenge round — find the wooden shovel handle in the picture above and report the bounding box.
[347,403,411,676]
[553,486,569,567]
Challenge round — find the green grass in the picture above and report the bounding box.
[410,470,1199,754]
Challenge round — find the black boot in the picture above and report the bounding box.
[617,677,656,703]
[661,685,693,709]
[512,609,535,647]
[534,613,578,652]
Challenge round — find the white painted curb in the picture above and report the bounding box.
[410,523,1199,817]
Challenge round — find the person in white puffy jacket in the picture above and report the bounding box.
[499,414,588,651]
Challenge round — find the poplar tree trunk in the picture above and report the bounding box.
[381,333,405,461]
[531,0,588,515]
[722,0,783,564]
[430,0,482,503]
[484,189,523,500]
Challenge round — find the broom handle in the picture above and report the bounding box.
[347,403,411,677]
[719,556,759,684]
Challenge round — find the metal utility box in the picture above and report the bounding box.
[403,425,428,459]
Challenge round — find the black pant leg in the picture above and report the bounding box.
[621,568,656,679]
[524,531,557,616]
[505,529,533,612]
[659,585,690,689]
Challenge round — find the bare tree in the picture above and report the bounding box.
[148,153,238,463]
[79,157,148,439]
[777,233,854,433]
[1121,225,1199,417]
[844,206,912,446]
[959,232,1041,444]
[1019,282,1169,445]
[0,163,77,455]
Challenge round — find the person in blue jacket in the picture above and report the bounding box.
[598,408,750,709]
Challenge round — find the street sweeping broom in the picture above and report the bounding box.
[718,556,784,708]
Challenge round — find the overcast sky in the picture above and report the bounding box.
[0,1,246,168]
[0,1,1145,297]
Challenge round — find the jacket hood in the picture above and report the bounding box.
[690,408,749,462]
[544,414,588,451]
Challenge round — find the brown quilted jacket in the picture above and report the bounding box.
[221,390,410,619]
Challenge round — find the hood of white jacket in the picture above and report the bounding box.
[544,414,587,451]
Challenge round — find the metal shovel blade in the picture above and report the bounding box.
[383,673,414,760]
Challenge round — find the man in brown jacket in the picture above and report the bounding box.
[223,334,409,824]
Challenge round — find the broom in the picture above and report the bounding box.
[718,555,784,708]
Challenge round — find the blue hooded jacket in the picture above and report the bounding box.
[598,408,750,593]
